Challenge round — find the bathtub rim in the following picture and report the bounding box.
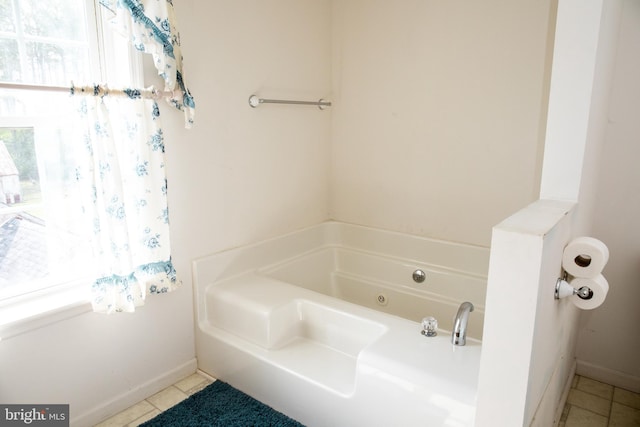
[192,220,489,328]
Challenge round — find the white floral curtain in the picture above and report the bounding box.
[73,90,180,313]
[99,0,195,128]
[69,0,194,313]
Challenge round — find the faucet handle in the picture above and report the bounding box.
[421,317,438,337]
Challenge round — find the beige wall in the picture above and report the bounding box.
[576,0,640,391]
[0,2,333,425]
[330,0,554,247]
[169,0,332,259]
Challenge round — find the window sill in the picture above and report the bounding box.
[0,282,93,341]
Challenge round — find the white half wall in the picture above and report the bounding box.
[475,200,579,427]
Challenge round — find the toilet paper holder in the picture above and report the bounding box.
[554,273,594,300]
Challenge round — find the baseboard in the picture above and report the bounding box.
[196,368,217,382]
[576,359,640,393]
[72,358,197,427]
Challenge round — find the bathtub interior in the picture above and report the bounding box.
[261,245,487,340]
[195,221,489,339]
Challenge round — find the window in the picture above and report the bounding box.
[0,0,140,303]
[0,0,99,85]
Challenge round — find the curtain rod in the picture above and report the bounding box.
[0,82,180,100]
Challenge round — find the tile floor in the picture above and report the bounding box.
[95,372,640,426]
[559,375,640,426]
[94,371,214,427]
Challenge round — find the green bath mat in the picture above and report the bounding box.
[140,380,305,426]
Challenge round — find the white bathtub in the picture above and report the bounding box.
[194,222,489,426]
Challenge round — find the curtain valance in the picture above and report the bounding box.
[99,0,195,128]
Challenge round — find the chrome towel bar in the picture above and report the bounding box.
[248,94,331,110]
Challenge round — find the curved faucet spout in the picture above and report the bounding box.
[452,301,474,346]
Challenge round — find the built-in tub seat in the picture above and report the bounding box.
[200,272,481,414]
[205,274,388,395]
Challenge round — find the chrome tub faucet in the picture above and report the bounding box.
[452,302,474,346]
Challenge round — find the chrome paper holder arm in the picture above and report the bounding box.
[554,277,594,300]
[248,94,331,110]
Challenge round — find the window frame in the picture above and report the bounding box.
[0,0,144,337]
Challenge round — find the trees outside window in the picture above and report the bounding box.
[0,0,137,300]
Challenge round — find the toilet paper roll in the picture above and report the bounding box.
[569,275,609,310]
[562,237,609,278]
